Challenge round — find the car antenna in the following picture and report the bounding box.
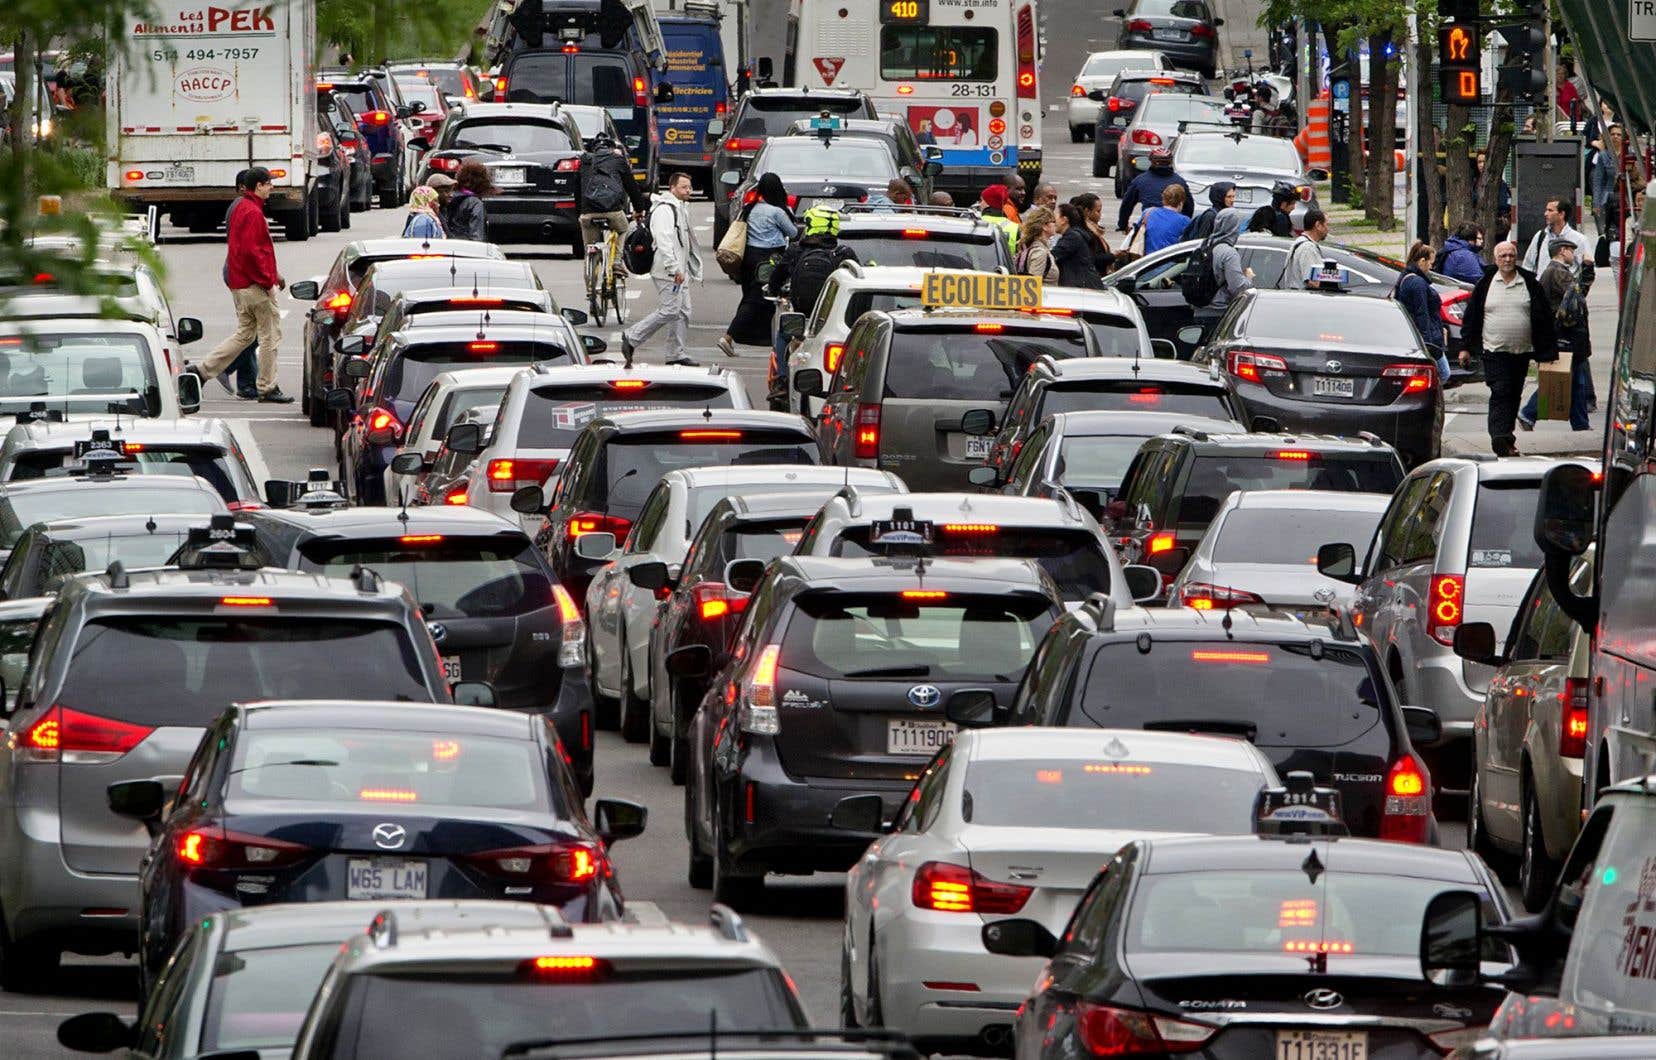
[145,516,156,533]
[702,404,713,421]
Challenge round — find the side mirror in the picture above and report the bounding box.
[581,334,608,356]
[264,479,294,507]
[324,387,355,412]
[1402,705,1443,747]
[1112,272,1137,294]
[981,918,1058,959]
[410,100,427,115]
[1213,16,1225,25]
[341,353,371,378]
[719,170,741,186]
[561,307,589,326]
[829,793,886,833]
[654,82,674,104]
[778,312,806,341]
[666,643,713,678]
[1175,324,1205,349]
[959,408,996,436]
[444,422,484,455]
[967,465,1002,488]
[1087,88,1109,102]
[627,561,672,591]
[922,160,944,179]
[176,317,204,345]
[289,279,320,301]
[1420,889,1483,987]
[706,118,726,137]
[1316,542,1362,584]
[1123,564,1162,603]
[390,451,427,475]
[1145,546,1189,577]
[510,484,546,514]
[1251,415,1283,433]
[574,531,619,561]
[1535,462,1596,558]
[106,778,165,821]
[395,105,413,120]
[757,57,774,81]
[451,680,497,707]
[409,136,430,152]
[793,369,825,397]
[1451,622,1500,665]
[594,798,647,843]
[724,558,766,594]
[338,334,368,356]
[176,371,202,414]
[1149,338,1177,360]
[57,1012,136,1053]
[944,687,1001,728]
[1111,6,1126,15]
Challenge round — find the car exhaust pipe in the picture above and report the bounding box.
[541,220,559,238]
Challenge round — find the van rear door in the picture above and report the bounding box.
[657,19,729,171]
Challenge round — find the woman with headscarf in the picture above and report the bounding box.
[1051,204,1103,288]
[1185,181,1236,242]
[402,185,446,240]
[446,161,494,242]
[720,172,797,356]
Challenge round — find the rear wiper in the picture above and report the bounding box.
[226,758,340,776]
[842,664,931,678]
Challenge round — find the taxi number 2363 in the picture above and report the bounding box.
[949,84,996,97]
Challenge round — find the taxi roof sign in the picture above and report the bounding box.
[921,271,1043,312]
[1254,770,1348,838]
[174,514,261,571]
[1306,261,1351,291]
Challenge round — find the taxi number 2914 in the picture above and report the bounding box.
[1275,1030,1365,1060]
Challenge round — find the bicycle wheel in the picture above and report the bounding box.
[584,248,606,326]
[609,270,629,325]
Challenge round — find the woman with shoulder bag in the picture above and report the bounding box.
[1014,206,1058,281]
[1051,204,1103,288]
[719,172,797,357]
[1394,241,1450,387]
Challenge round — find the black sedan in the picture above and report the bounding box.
[986,832,1511,1058]
[1115,0,1224,79]
[720,135,899,220]
[113,701,646,985]
[1191,287,1443,466]
[417,101,586,252]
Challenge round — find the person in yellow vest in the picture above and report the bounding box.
[977,184,1020,258]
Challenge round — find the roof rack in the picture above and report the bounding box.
[1049,485,1084,523]
[839,203,979,220]
[832,483,867,518]
[349,564,383,593]
[709,903,749,942]
[105,560,130,589]
[1078,591,1116,633]
[173,515,261,571]
[1356,431,1385,447]
[1171,425,1209,442]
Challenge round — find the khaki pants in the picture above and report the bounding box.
[579,210,630,249]
[199,286,281,395]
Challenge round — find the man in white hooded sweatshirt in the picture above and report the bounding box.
[622,172,701,367]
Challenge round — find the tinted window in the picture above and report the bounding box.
[1468,480,1544,569]
[1210,506,1385,565]
[1080,314,1144,357]
[1036,381,1233,419]
[964,759,1265,832]
[830,527,1109,601]
[1177,136,1298,168]
[1240,298,1417,347]
[843,290,926,321]
[1135,0,1212,16]
[1139,95,1228,125]
[298,536,551,619]
[711,520,808,568]
[1178,454,1402,527]
[0,483,223,547]
[599,437,816,520]
[883,329,1089,401]
[202,944,340,1052]
[837,235,1003,271]
[58,618,430,726]
[744,96,867,135]
[502,53,567,102]
[329,968,799,1055]
[514,384,737,448]
[433,386,508,438]
[387,343,564,403]
[1083,53,1159,76]
[879,27,998,82]
[11,447,240,501]
[1056,435,1151,487]
[229,729,548,809]
[754,138,896,180]
[575,55,631,107]
[393,67,467,97]
[687,482,843,530]
[35,529,192,593]
[0,332,159,400]
[449,119,574,154]
[784,593,1055,682]
[1073,640,1381,747]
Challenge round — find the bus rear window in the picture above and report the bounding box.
[879,27,998,82]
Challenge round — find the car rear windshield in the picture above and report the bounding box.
[1116,78,1199,104]
[1127,870,1503,960]
[298,536,551,619]
[1072,641,1382,747]
[1136,0,1212,16]
[1078,313,1143,357]
[783,592,1055,683]
[1211,506,1384,566]
[515,383,738,448]
[1241,299,1415,347]
[965,759,1265,833]
[392,67,467,98]
[756,138,896,180]
[57,618,430,727]
[387,343,565,403]
[33,530,192,593]
[687,482,852,531]
[843,290,926,321]
[830,526,1111,601]
[500,53,568,103]
[330,967,799,1054]
[738,96,867,136]
[11,446,241,502]
[1179,135,1297,168]
[1140,95,1228,126]
[0,333,160,402]
[228,728,549,810]
[434,386,509,438]
[708,520,809,569]
[598,435,818,519]
[365,267,536,314]
[837,234,1003,271]
[0,484,223,547]
[202,943,340,1053]
[1467,480,1545,569]
[449,119,574,154]
[1038,381,1232,419]
[1176,454,1402,528]
[325,83,381,111]
[1057,435,1151,488]
[883,328,1089,401]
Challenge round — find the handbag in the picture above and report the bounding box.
[1125,215,1147,255]
[1595,233,1611,268]
[716,218,749,281]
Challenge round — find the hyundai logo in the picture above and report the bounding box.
[372,823,407,850]
[427,621,447,644]
[1304,988,1344,1010]
[907,684,941,708]
[1324,360,1343,374]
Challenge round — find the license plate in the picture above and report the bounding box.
[346,858,428,900]
[965,436,992,459]
[888,718,956,755]
[1233,188,1258,204]
[806,198,843,212]
[441,655,461,682]
[1275,1030,1367,1060]
[1152,27,1185,40]
[165,163,196,182]
[493,166,527,184]
[1312,376,1356,398]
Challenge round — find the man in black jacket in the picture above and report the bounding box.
[1460,240,1558,456]
[577,132,648,250]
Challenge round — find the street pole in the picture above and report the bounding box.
[1542,8,1555,143]
[1404,0,1420,248]
[1297,18,1312,137]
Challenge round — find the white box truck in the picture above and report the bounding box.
[107,0,319,240]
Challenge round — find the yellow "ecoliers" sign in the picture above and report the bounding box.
[921,271,1042,310]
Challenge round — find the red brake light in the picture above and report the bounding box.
[700,598,731,620]
[1130,129,1163,146]
[495,77,507,94]
[1071,83,1086,97]
[1561,678,1589,758]
[431,156,461,173]
[468,341,498,353]
[633,76,648,106]
[610,379,649,390]
[1428,573,1464,645]
[449,296,504,306]
[693,582,748,622]
[1076,1001,1214,1055]
[399,535,444,545]
[679,429,743,440]
[1382,363,1436,393]
[723,137,764,152]
[941,523,998,534]
[22,705,154,763]
[220,596,273,607]
[358,788,419,802]
[487,457,559,493]
[1015,5,1037,100]
[444,489,468,505]
[1190,22,1215,37]
[1441,291,1469,324]
[901,228,931,238]
[324,291,352,312]
[464,841,603,882]
[1380,754,1433,843]
[912,861,1031,914]
[1190,650,1271,663]
[555,157,582,172]
[901,590,949,600]
[1106,96,1136,112]
[561,43,580,53]
[1148,76,1177,84]
[824,343,846,373]
[363,110,390,125]
[1284,939,1353,954]
[1226,350,1288,384]
[1147,531,1176,554]
[1127,19,1155,31]
[853,403,881,459]
[988,117,1007,135]
[568,512,631,540]
[1179,583,1264,611]
[315,81,335,90]
[1273,450,1315,461]
[173,828,311,871]
[974,322,1005,333]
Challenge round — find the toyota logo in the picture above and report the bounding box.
[1313,587,1336,603]
[1323,360,1343,374]
[372,823,407,850]
[1304,989,1344,1010]
[426,621,447,645]
[907,684,941,708]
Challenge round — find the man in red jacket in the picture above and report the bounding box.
[187,167,294,403]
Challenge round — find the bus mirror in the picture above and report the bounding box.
[1534,462,1596,558]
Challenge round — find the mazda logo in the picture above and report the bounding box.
[1323,360,1343,374]
[907,684,941,708]
[1304,989,1344,1010]
[372,823,407,850]
[426,621,447,645]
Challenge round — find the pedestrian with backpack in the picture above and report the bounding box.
[577,131,648,251]
[765,206,856,407]
[1185,207,1252,342]
[1517,238,1593,431]
[1393,241,1450,387]
[620,172,701,368]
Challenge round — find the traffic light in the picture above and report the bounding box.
[1496,23,1549,100]
[1438,0,1477,19]
[1438,24,1481,105]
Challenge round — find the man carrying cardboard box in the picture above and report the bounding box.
[1519,238,1592,431]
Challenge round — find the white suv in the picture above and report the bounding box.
[0,300,203,418]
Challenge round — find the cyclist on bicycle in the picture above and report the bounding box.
[577,132,648,248]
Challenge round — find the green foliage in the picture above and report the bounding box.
[317,0,492,62]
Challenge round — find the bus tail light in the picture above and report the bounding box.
[1015,5,1038,99]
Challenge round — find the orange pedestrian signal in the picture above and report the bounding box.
[1438,25,1480,104]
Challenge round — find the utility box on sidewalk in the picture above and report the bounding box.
[1514,139,1584,253]
[1535,359,1574,420]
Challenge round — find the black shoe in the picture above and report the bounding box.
[235,388,258,401]
[621,334,636,366]
[258,388,295,404]
[667,356,698,366]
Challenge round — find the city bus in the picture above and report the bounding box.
[784,0,1042,202]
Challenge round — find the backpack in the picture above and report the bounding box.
[1556,273,1588,330]
[789,242,843,311]
[622,204,662,274]
[583,153,627,213]
[1180,232,1222,308]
